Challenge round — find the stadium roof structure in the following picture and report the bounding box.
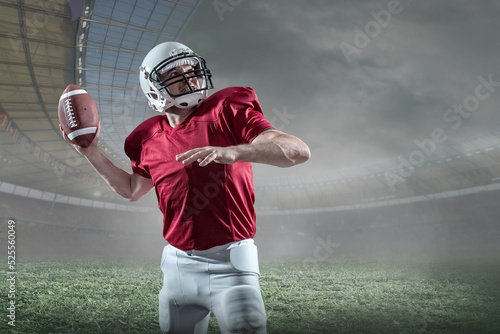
[1,0,500,215]
[0,0,202,209]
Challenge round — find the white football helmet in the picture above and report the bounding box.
[139,42,213,112]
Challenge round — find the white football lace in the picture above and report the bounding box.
[64,98,78,128]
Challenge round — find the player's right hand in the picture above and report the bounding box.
[60,122,101,157]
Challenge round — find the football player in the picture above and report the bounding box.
[65,41,310,333]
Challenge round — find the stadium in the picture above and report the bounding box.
[1,1,499,333]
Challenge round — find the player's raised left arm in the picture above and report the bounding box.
[176,129,310,168]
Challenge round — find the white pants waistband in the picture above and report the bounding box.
[168,239,254,256]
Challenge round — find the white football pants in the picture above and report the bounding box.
[159,239,267,334]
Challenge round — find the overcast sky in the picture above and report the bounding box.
[179,0,500,178]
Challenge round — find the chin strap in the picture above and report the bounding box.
[150,92,206,112]
[173,92,206,109]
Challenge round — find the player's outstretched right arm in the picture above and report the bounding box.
[60,124,153,201]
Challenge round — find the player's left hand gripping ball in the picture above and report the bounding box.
[58,84,99,147]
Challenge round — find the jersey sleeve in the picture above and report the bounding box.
[222,87,274,144]
[124,128,152,179]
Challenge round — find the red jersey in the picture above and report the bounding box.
[124,87,273,251]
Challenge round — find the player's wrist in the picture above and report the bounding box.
[82,145,102,160]
[233,144,254,163]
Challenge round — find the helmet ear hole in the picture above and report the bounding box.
[148,93,159,100]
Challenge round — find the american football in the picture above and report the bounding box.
[58,84,99,147]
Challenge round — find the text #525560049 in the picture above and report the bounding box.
[7,219,17,327]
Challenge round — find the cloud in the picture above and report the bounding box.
[182,0,500,176]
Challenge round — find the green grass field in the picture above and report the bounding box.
[2,256,500,333]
